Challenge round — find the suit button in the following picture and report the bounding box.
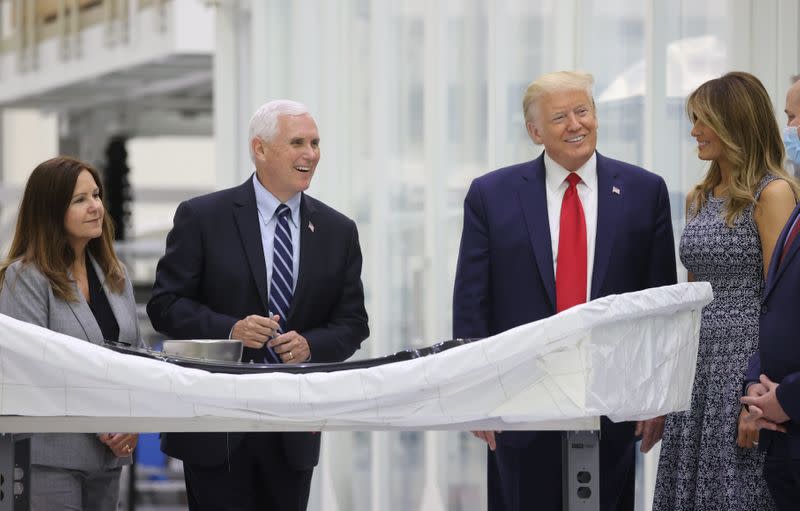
[761,305,768,314]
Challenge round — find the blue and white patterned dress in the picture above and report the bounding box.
[653,175,777,511]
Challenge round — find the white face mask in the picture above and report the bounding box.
[784,125,800,166]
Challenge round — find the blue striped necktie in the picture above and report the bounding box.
[267,204,293,363]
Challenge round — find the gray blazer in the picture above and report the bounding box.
[0,256,142,471]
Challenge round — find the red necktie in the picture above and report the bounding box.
[779,216,800,267]
[556,173,587,313]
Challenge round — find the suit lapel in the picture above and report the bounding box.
[65,266,104,344]
[764,203,800,301]
[518,155,556,309]
[591,153,622,299]
[287,194,317,323]
[232,178,269,312]
[66,300,104,343]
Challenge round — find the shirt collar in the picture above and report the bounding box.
[252,174,301,227]
[543,151,597,193]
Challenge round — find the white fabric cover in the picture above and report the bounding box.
[0,283,711,430]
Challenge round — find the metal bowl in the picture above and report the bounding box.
[162,339,243,362]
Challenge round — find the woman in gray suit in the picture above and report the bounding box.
[0,156,143,510]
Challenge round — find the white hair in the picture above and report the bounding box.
[248,100,310,164]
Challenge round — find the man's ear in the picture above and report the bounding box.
[252,137,266,161]
[526,121,542,144]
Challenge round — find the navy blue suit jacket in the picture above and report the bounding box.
[147,177,369,469]
[747,202,800,456]
[453,151,677,447]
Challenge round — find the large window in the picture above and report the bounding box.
[6,1,799,510]
[233,1,735,510]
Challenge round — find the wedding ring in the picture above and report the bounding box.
[752,441,759,447]
[288,351,294,360]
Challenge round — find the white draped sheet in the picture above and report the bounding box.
[0,283,712,432]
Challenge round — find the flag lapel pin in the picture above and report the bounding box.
[308,221,315,233]
[612,186,621,195]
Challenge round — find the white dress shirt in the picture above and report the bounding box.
[544,151,598,301]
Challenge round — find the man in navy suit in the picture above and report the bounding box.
[452,71,677,511]
[147,100,369,511]
[741,201,800,511]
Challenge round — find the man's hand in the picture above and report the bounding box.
[268,330,311,364]
[737,379,787,448]
[471,430,499,451]
[99,433,138,458]
[635,416,665,453]
[736,406,762,448]
[740,374,791,424]
[231,314,281,349]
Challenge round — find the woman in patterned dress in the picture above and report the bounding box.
[653,72,798,510]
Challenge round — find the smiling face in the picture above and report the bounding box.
[527,89,598,172]
[252,113,320,202]
[63,169,104,252]
[690,118,729,165]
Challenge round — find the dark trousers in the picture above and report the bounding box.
[763,455,800,511]
[489,432,563,510]
[182,433,313,511]
[488,419,635,511]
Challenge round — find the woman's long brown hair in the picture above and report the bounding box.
[686,71,799,225]
[0,156,125,301]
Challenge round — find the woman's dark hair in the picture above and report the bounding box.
[0,156,125,301]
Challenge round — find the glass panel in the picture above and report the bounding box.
[0,1,733,510]
[583,0,646,165]
[337,1,560,509]
[670,0,729,229]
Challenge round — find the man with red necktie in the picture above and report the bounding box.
[453,71,677,511]
[741,201,800,511]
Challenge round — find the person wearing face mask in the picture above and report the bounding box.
[0,157,143,510]
[736,76,800,511]
[653,72,799,511]
[783,79,800,176]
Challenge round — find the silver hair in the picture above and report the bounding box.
[248,100,310,164]
[522,71,595,124]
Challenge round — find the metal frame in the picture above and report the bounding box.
[0,435,29,511]
[0,421,599,511]
[564,431,601,511]
[0,420,603,511]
